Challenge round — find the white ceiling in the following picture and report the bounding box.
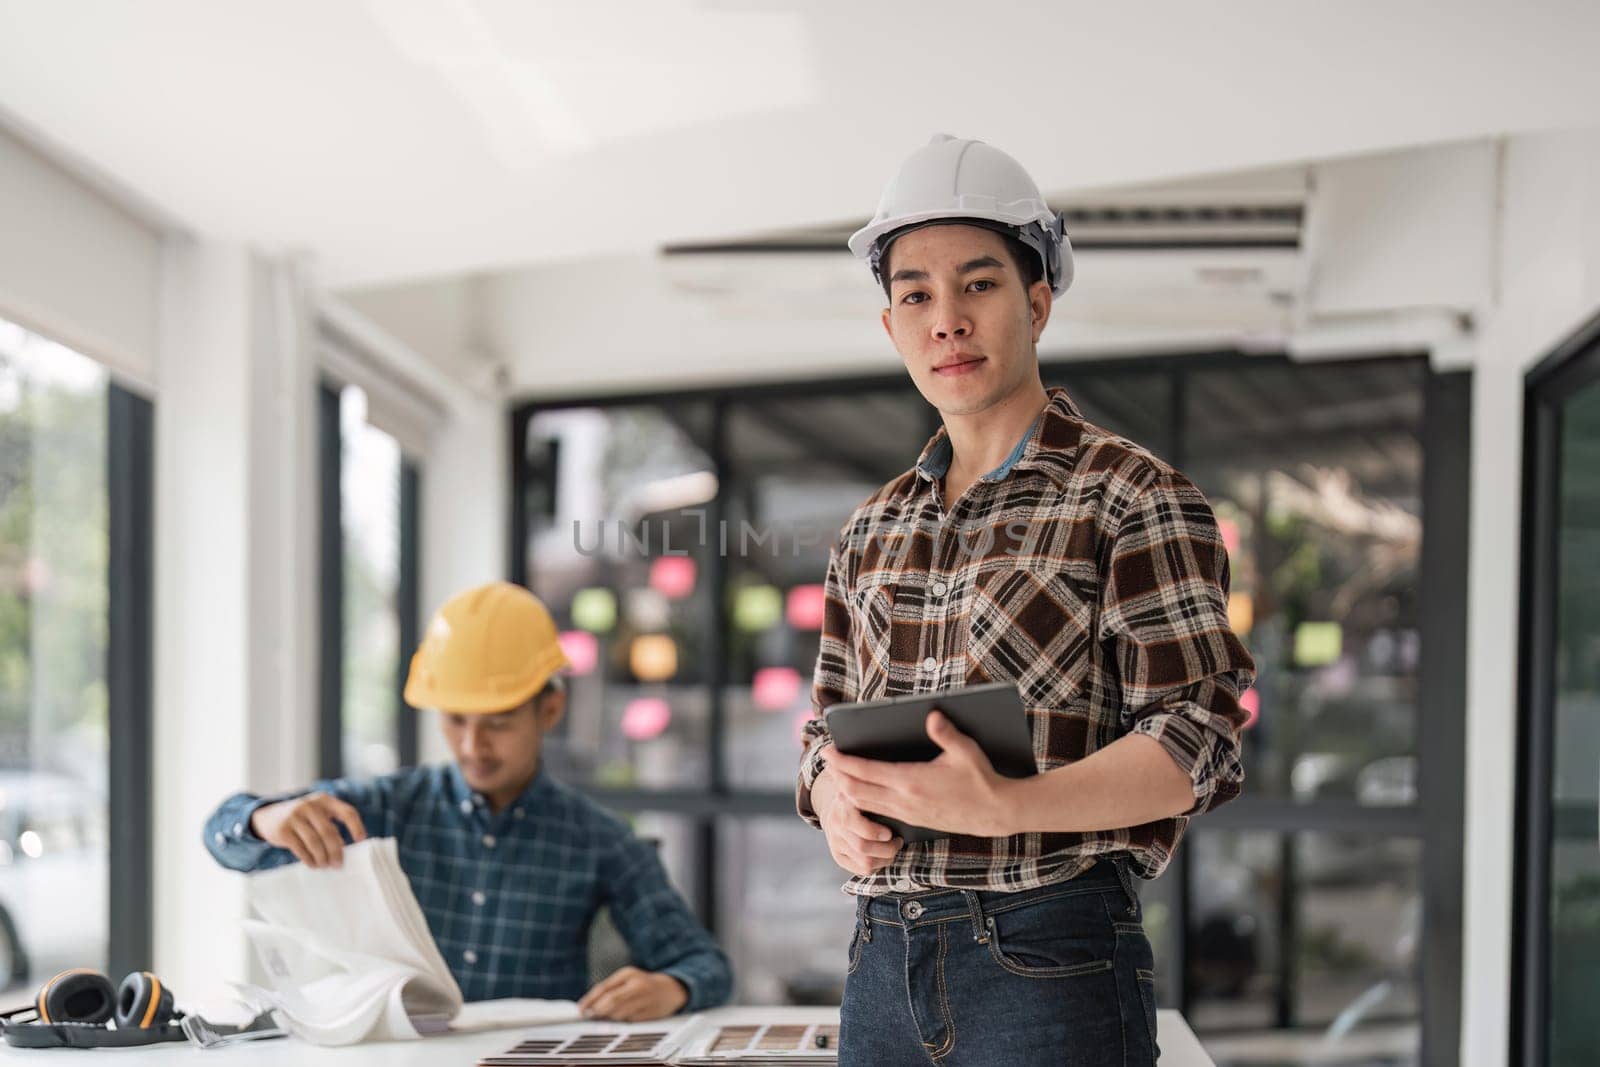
[2,0,1599,288]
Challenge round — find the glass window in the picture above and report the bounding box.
[339,386,403,778]
[1187,829,1420,1064]
[715,816,856,1005]
[1293,833,1420,1032]
[1547,375,1600,1065]
[720,393,928,790]
[524,404,717,790]
[1188,830,1283,1033]
[1044,368,1176,461]
[1184,361,1425,805]
[0,319,110,994]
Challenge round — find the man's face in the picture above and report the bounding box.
[880,224,1051,418]
[440,692,564,800]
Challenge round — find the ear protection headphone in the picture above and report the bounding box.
[0,969,187,1049]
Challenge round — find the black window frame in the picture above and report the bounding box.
[107,383,156,976]
[317,380,422,780]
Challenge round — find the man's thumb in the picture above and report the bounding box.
[926,711,973,753]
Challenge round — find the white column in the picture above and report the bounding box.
[417,394,507,764]
[152,237,319,995]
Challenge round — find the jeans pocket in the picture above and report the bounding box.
[982,896,1117,980]
[845,920,869,976]
[1136,969,1160,1058]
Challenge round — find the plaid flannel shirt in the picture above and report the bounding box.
[797,387,1256,895]
[204,763,731,1009]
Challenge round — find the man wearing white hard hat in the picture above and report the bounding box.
[795,136,1256,1064]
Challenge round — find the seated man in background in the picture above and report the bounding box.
[203,581,730,1021]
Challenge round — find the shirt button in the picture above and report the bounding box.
[471,891,486,907]
[463,950,478,965]
[213,832,225,846]
[930,580,947,597]
[482,834,497,849]
[513,808,524,819]
[459,800,473,815]
[895,879,912,892]
[921,656,938,673]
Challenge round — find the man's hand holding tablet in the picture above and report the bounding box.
[821,682,1038,844]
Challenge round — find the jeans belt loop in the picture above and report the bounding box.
[960,889,990,944]
[856,894,873,942]
[1111,857,1139,911]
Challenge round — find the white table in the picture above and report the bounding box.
[11,1006,1213,1064]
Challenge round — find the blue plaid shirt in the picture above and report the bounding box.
[203,763,731,1010]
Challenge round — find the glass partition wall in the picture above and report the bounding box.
[0,317,155,998]
[511,353,1468,1066]
[1516,313,1600,1067]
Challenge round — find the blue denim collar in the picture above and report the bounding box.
[914,386,1082,485]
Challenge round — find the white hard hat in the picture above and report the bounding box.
[849,133,1074,296]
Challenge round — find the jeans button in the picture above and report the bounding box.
[902,900,924,920]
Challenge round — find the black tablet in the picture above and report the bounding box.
[822,681,1037,843]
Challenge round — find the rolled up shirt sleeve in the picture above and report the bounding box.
[201,776,397,872]
[797,537,858,828]
[1100,468,1257,815]
[202,790,312,871]
[600,832,731,1012]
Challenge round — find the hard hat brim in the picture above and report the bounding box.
[402,643,571,715]
[847,208,1034,259]
[849,211,1075,296]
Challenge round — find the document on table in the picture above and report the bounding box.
[238,837,580,1045]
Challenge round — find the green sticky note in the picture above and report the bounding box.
[572,587,617,633]
[734,585,783,633]
[1294,621,1342,667]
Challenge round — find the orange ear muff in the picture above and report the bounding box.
[36,969,115,1026]
[115,971,175,1030]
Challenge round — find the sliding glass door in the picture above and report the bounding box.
[1518,312,1600,1066]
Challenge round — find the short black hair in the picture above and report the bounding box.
[880,225,1043,301]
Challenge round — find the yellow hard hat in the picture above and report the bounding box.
[403,581,571,714]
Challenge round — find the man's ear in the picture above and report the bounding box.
[536,689,567,733]
[1028,280,1053,343]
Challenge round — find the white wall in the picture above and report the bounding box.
[1459,126,1600,1067]
[339,276,484,387]
[0,120,162,390]
[415,396,509,766]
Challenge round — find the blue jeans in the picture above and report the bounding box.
[839,860,1160,1066]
